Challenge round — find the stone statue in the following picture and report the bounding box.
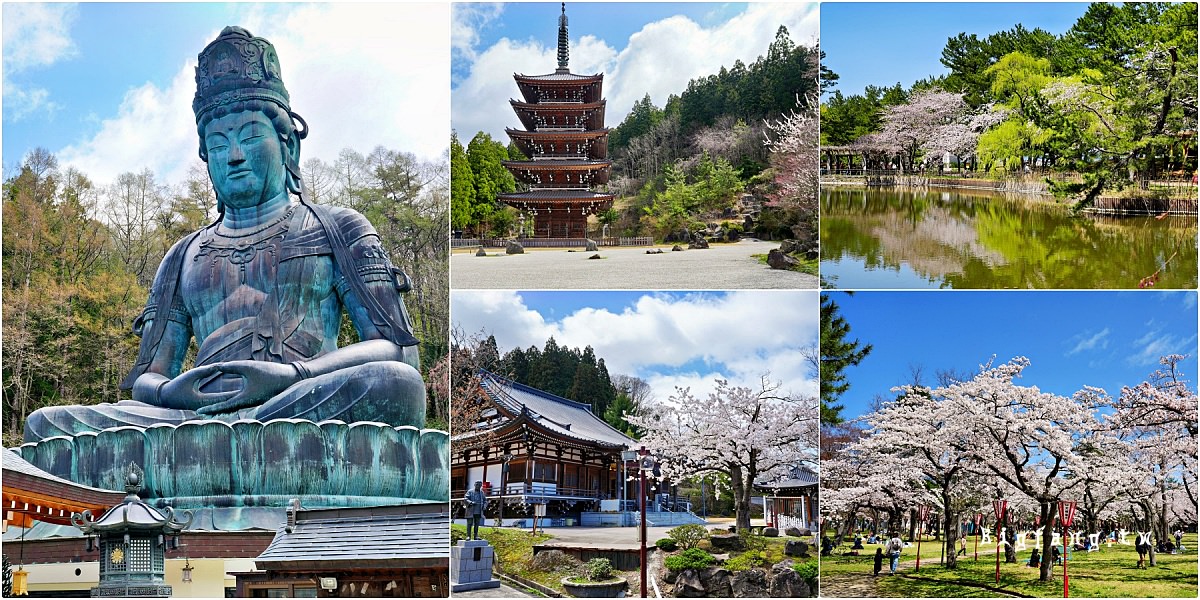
[464,481,486,540]
[25,26,425,442]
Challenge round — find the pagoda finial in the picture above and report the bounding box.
[556,3,569,72]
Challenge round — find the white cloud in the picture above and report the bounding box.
[2,3,77,121]
[2,3,77,72]
[452,290,819,404]
[1126,321,1198,367]
[452,3,505,70]
[1066,327,1110,356]
[57,3,450,187]
[452,3,819,139]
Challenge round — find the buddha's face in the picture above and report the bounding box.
[204,110,286,210]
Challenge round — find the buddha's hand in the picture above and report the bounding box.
[194,361,301,415]
[157,364,238,410]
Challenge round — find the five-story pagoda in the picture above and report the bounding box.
[499,3,613,240]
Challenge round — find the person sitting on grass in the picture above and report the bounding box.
[873,547,884,577]
[821,534,834,557]
[1052,545,1062,565]
[1027,548,1041,568]
[851,535,865,550]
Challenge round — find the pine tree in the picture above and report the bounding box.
[820,293,872,425]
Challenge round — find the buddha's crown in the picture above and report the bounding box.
[193,26,290,121]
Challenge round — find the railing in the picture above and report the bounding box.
[451,484,602,499]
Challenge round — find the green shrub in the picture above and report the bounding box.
[655,538,679,552]
[724,550,768,572]
[793,559,818,585]
[668,524,709,550]
[582,558,614,581]
[738,530,768,553]
[664,548,716,572]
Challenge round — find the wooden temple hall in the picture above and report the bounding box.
[498,3,614,240]
[451,372,636,526]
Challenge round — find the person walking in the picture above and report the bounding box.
[873,547,885,577]
[885,532,904,574]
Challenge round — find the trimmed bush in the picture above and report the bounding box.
[667,524,709,550]
[664,548,716,572]
[655,538,679,552]
[583,558,615,581]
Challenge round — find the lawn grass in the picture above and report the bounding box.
[822,533,1198,598]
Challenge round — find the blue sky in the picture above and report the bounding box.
[821,2,1088,97]
[452,290,820,404]
[452,2,818,140]
[827,291,1199,420]
[3,2,449,186]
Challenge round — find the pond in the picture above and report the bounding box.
[820,186,1198,289]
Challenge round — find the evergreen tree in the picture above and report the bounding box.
[449,132,475,230]
[820,293,872,425]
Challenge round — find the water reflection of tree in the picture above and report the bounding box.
[821,188,1198,288]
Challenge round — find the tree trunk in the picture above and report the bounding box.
[907,507,918,542]
[731,464,752,532]
[943,496,959,569]
[1038,501,1055,582]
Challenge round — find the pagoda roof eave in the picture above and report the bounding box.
[510,99,606,110]
[514,72,603,83]
[502,159,612,170]
[506,128,609,139]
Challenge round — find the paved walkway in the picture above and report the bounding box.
[451,239,818,289]
[453,583,535,598]
[537,525,679,550]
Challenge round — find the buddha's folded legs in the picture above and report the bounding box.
[24,402,198,443]
[252,360,425,426]
[24,360,425,443]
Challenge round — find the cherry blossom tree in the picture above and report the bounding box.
[628,376,819,531]
[764,94,820,241]
[875,88,969,171]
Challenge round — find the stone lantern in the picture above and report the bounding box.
[71,463,192,597]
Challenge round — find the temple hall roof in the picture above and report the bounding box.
[478,371,635,449]
[255,503,448,571]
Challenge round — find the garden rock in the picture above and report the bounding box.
[769,560,812,598]
[475,247,487,257]
[784,540,810,558]
[530,549,579,573]
[689,238,710,250]
[784,527,803,537]
[699,567,733,597]
[672,245,684,252]
[805,246,819,260]
[588,253,602,260]
[778,239,802,254]
[730,568,768,598]
[585,239,599,252]
[709,533,743,552]
[505,240,524,254]
[767,249,800,270]
[674,570,706,597]
[763,527,779,538]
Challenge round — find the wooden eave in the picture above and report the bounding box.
[3,472,126,527]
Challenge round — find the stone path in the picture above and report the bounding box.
[451,239,818,289]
